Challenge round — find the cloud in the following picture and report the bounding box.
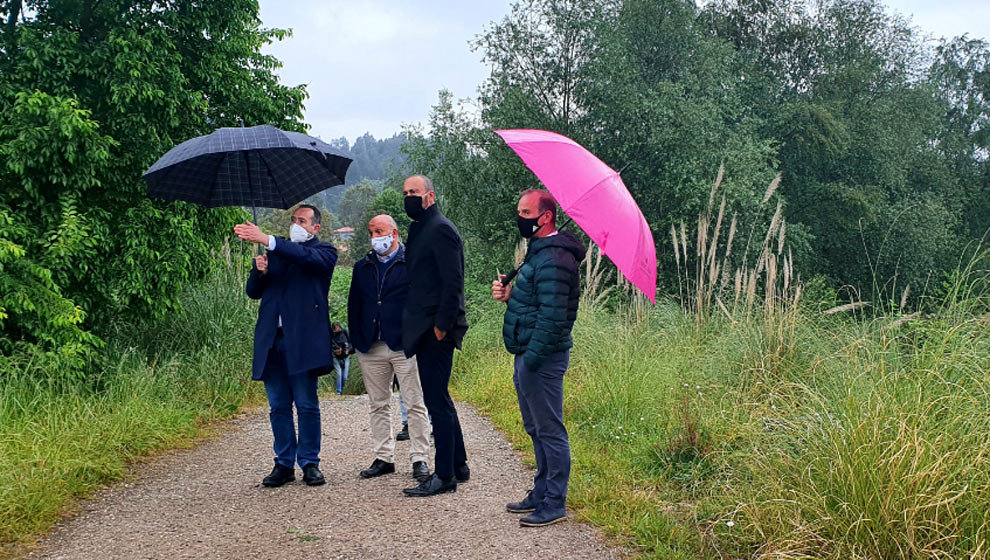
[259,0,505,142]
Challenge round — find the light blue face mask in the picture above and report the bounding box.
[371,234,394,255]
[289,223,314,243]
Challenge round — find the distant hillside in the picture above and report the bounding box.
[316,133,408,214]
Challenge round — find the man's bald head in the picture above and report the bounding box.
[368,214,400,257]
[369,214,398,233]
[403,174,436,212]
[405,174,434,193]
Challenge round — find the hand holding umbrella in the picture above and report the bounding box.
[492,274,512,302]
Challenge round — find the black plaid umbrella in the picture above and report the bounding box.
[143,125,351,210]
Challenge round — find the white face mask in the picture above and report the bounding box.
[289,223,314,243]
[371,234,394,255]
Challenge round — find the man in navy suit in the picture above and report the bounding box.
[234,205,337,488]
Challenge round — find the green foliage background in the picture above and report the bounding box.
[0,0,307,377]
[403,0,989,300]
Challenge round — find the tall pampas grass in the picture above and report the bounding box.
[671,167,800,320]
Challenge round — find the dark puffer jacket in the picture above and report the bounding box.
[502,231,587,370]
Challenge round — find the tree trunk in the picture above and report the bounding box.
[5,0,22,48]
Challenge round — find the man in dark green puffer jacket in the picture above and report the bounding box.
[493,189,586,528]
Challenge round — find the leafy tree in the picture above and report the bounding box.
[0,0,306,375]
[930,36,990,239]
[406,0,779,286]
[337,182,381,228]
[704,0,972,294]
[315,133,408,214]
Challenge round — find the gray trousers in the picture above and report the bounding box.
[513,350,571,513]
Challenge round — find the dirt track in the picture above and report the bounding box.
[27,394,623,560]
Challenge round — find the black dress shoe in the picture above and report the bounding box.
[506,490,538,513]
[454,463,470,483]
[402,473,456,497]
[396,423,410,441]
[262,463,295,487]
[302,464,325,486]
[360,459,395,478]
[412,460,430,479]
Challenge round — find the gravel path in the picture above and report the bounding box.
[28,394,623,560]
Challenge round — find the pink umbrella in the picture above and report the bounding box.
[494,129,657,303]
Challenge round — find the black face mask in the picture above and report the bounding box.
[404,195,426,220]
[517,214,543,239]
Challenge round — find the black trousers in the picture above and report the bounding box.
[414,334,467,479]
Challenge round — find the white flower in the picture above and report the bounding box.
[726,521,735,527]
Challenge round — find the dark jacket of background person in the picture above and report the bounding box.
[402,204,469,356]
[246,237,338,380]
[331,327,354,359]
[348,246,409,354]
[502,231,586,370]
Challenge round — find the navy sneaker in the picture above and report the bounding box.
[506,490,539,513]
[519,507,567,527]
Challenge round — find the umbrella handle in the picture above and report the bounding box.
[500,266,520,287]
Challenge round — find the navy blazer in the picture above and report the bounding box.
[401,205,469,357]
[246,236,338,380]
[347,245,408,354]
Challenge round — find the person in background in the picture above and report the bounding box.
[331,322,353,395]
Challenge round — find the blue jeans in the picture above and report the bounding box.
[262,334,321,469]
[514,350,571,514]
[333,356,350,394]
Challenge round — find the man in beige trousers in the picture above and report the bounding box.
[347,215,432,480]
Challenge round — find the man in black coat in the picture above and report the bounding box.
[234,205,336,488]
[400,174,470,497]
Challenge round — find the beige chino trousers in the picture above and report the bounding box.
[357,341,431,465]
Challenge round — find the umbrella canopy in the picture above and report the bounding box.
[143,125,351,209]
[495,129,657,303]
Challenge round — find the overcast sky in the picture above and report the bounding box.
[258,0,990,144]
